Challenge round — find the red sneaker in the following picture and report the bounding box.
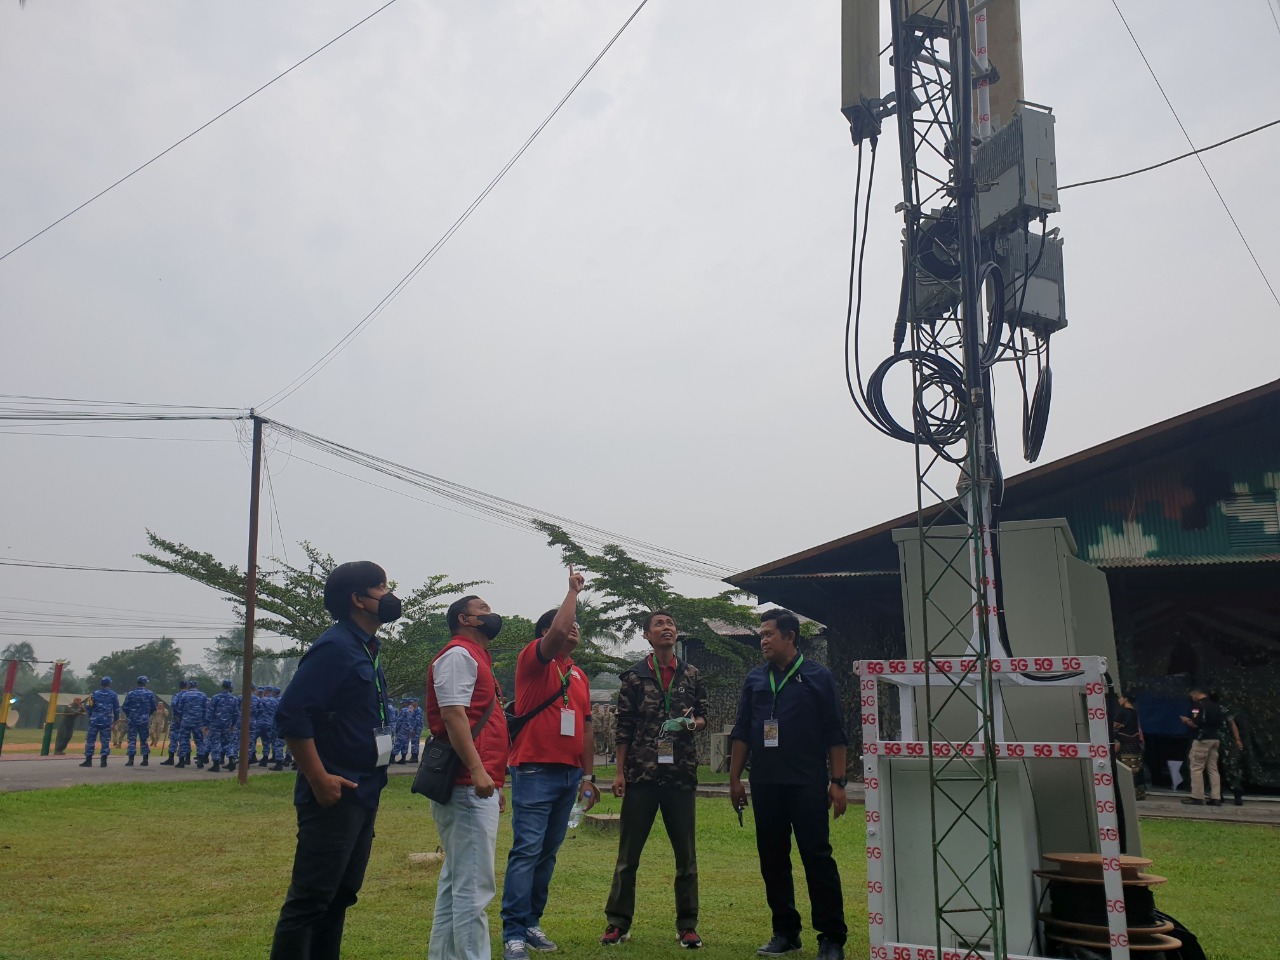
[600,926,630,946]
[679,930,703,949]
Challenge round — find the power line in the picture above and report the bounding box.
[0,560,175,575]
[0,0,402,264]
[255,0,653,413]
[1060,119,1280,190]
[1267,0,1280,39]
[1110,1,1280,310]
[263,417,737,581]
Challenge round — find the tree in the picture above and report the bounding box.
[204,628,299,688]
[533,520,759,669]
[1,641,39,695]
[38,662,89,695]
[87,637,186,693]
[139,531,484,695]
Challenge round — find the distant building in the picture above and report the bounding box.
[730,380,1280,789]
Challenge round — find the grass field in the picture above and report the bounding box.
[0,774,1276,960]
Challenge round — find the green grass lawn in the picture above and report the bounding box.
[0,775,1275,959]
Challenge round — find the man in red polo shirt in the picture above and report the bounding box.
[500,569,594,960]
[426,594,512,960]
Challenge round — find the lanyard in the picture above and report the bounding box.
[649,654,676,716]
[768,654,804,718]
[553,663,573,707]
[361,642,387,725]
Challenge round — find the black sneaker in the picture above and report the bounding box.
[1181,798,1204,805]
[816,942,844,960]
[758,935,802,956]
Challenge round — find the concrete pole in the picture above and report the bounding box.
[39,661,65,755]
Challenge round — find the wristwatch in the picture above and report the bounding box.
[830,777,848,788]
[585,774,597,783]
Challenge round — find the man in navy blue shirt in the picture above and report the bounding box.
[269,561,400,960]
[729,610,848,960]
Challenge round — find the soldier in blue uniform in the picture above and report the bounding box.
[250,685,268,763]
[161,680,187,765]
[259,685,279,768]
[206,679,239,772]
[267,686,287,770]
[121,675,158,767]
[225,690,243,771]
[80,677,120,767]
[178,679,210,768]
[408,696,424,763]
[391,696,411,763]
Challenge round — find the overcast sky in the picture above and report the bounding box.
[2,1,1278,675]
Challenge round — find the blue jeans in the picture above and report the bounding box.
[430,785,501,960]
[501,764,581,941]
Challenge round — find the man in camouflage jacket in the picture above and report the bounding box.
[601,610,708,949]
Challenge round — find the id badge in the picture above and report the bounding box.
[560,708,576,737]
[374,725,393,767]
[657,738,675,764]
[763,719,780,748]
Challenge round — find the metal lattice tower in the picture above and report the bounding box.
[890,1,1007,954]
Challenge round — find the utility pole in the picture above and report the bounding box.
[236,413,264,786]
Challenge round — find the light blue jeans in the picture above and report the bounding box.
[430,785,501,960]
[501,764,581,941]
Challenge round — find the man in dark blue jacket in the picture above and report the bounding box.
[269,560,400,960]
[729,610,848,960]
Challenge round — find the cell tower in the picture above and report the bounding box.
[841,1,1064,957]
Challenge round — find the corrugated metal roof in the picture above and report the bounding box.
[1089,554,1280,568]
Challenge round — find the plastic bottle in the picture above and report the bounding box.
[568,786,594,828]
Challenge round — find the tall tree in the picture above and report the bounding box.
[204,627,299,687]
[533,521,758,669]
[139,531,483,694]
[1,641,40,695]
[87,637,186,693]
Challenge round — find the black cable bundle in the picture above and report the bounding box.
[1045,880,1161,929]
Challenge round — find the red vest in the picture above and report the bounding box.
[425,636,509,786]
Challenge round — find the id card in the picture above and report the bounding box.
[657,738,675,764]
[374,725,393,767]
[560,708,577,737]
[763,719,780,748]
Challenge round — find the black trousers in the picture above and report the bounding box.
[270,797,379,960]
[751,782,846,946]
[605,783,698,931]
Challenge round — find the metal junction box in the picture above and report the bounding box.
[974,106,1060,234]
[994,228,1067,332]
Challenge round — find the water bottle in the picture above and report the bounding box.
[568,786,594,828]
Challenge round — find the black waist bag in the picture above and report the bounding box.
[411,699,494,804]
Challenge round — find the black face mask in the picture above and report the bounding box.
[365,592,402,624]
[472,613,503,640]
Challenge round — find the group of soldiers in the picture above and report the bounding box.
[75,675,431,770]
[77,675,293,771]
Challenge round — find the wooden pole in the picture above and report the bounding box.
[237,414,265,785]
